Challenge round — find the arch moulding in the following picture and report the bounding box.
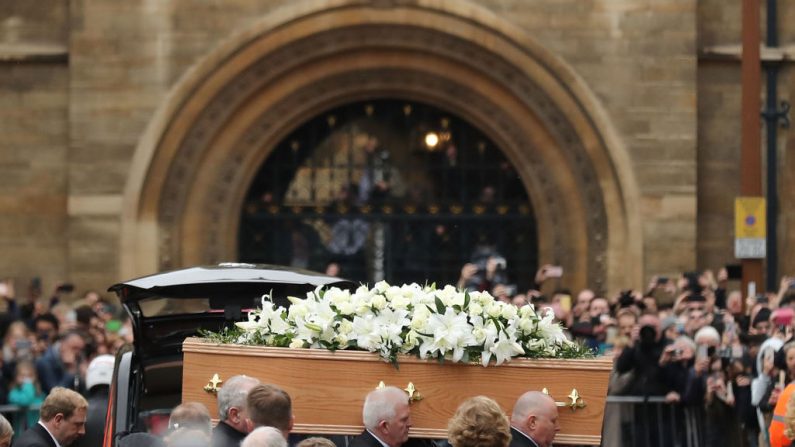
[121,0,643,294]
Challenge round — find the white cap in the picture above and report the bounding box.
[86,354,115,390]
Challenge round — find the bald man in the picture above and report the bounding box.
[508,391,560,447]
[350,386,412,447]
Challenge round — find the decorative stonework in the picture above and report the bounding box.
[155,23,610,290]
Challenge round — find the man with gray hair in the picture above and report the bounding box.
[211,375,261,447]
[241,426,287,447]
[509,391,560,447]
[350,386,412,447]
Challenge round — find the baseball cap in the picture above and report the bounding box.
[86,354,115,390]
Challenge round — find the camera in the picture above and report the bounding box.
[493,256,507,271]
[618,290,635,308]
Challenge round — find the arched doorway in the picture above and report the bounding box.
[238,99,538,289]
[121,0,642,294]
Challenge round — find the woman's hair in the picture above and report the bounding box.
[447,396,511,447]
[296,437,336,447]
[0,413,13,447]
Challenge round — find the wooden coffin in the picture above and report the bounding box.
[182,338,612,445]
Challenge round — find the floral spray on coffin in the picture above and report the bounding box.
[186,282,610,444]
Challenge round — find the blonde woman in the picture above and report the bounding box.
[447,396,511,447]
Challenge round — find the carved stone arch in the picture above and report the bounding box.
[122,0,642,294]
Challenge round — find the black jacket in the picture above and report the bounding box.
[211,421,247,447]
[14,423,57,447]
[508,427,538,447]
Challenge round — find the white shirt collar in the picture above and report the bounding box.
[38,421,62,447]
[366,429,391,447]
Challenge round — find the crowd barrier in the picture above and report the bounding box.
[604,396,705,447]
[0,403,41,436]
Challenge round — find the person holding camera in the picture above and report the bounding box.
[35,330,87,394]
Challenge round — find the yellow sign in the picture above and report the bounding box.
[735,197,766,238]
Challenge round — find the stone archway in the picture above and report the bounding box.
[121,0,642,294]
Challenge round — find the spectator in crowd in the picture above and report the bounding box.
[15,386,88,447]
[32,313,59,352]
[508,391,559,447]
[36,330,87,394]
[350,386,412,447]
[0,413,12,447]
[246,384,293,439]
[212,375,260,447]
[242,426,288,447]
[614,314,669,396]
[447,396,510,447]
[8,359,46,430]
[72,354,114,447]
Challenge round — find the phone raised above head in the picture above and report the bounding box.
[545,266,563,278]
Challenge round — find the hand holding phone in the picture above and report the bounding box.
[545,266,563,278]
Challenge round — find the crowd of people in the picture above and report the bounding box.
[2,258,795,446]
[456,254,795,447]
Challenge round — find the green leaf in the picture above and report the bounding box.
[463,291,470,310]
[434,296,446,314]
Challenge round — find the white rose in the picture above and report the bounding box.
[289,339,305,349]
[337,302,356,316]
[501,305,518,320]
[371,295,387,310]
[487,302,503,318]
[468,302,484,316]
[336,319,352,334]
[334,333,349,345]
[374,281,390,293]
[519,317,535,333]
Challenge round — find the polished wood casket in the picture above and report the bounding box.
[182,337,612,445]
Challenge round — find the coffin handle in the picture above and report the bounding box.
[541,387,586,411]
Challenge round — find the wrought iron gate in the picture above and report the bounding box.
[238,99,538,291]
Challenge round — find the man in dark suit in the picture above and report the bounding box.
[350,386,411,447]
[212,375,260,447]
[508,391,559,447]
[15,386,88,447]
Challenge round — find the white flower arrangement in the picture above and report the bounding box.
[229,281,589,366]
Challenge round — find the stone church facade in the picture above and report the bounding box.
[1,0,793,296]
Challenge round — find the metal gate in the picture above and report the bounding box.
[238,99,538,290]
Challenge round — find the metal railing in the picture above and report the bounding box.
[604,396,706,447]
[0,403,42,438]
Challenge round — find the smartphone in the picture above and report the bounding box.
[546,266,563,278]
[697,345,708,360]
[0,283,7,297]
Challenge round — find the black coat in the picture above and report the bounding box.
[508,427,538,447]
[14,423,57,447]
[211,421,247,447]
[71,387,110,447]
[349,431,382,447]
[347,430,435,447]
